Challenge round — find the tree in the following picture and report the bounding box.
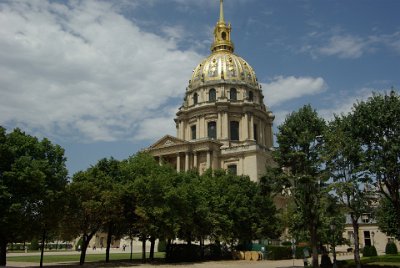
[0,127,68,267]
[62,166,111,265]
[376,196,400,240]
[324,114,374,268]
[274,105,327,268]
[351,91,400,232]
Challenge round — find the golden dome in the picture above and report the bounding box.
[189,51,259,89]
[188,0,259,90]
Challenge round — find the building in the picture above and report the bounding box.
[146,0,275,181]
[339,213,400,254]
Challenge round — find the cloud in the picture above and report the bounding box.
[0,0,202,142]
[318,35,367,59]
[261,76,327,106]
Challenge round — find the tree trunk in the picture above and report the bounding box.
[0,238,7,266]
[200,237,204,259]
[105,223,113,263]
[310,224,319,268]
[79,233,95,265]
[40,229,46,267]
[141,237,146,263]
[166,239,171,260]
[351,215,361,268]
[130,237,133,262]
[149,236,155,261]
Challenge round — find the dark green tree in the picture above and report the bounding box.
[351,91,400,232]
[0,127,68,267]
[376,196,400,240]
[62,166,111,265]
[274,105,327,268]
[324,114,375,268]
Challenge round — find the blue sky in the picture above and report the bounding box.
[1,0,399,176]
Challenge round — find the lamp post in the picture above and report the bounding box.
[330,223,337,268]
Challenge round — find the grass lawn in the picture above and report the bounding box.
[338,254,400,267]
[7,252,165,263]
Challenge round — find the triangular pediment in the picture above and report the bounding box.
[148,135,189,149]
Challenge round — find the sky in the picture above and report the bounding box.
[1,0,399,176]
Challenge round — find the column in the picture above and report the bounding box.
[159,156,163,166]
[193,151,198,168]
[196,117,200,139]
[176,153,181,172]
[243,113,249,140]
[217,112,222,139]
[185,152,189,171]
[206,151,211,169]
[250,115,254,140]
[224,112,229,139]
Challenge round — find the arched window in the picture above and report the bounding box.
[248,91,254,101]
[230,88,237,101]
[209,88,216,102]
[193,93,198,105]
[208,121,217,139]
[221,32,227,40]
[230,121,239,141]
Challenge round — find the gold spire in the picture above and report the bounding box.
[219,0,224,23]
[211,0,234,53]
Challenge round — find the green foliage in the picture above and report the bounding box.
[157,240,167,252]
[30,239,39,251]
[0,126,68,266]
[273,105,328,267]
[376,197,400,240]
[166,244,201,262]
[264,246,292,260]
[351,91,400,229]
[385,242,398,255]
[363,245,378,257]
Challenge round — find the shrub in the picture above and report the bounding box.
[385,242,398,255]
[281,241,292,246]
[265,246,292,260]
[30,239,39,250]
[157,240,167,252]
[166,244,201,262]
[363,245,378,257]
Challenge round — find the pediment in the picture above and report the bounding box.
[148,135,189,149]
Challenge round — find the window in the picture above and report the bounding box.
[191,125,196,140]
[209,88,216,102]
[230,121,239,141]
[227,164,237,175]
[230,88,237,101]
[221,32,227,40]
[248,91,254,101]
[364,231,371,247]
[208,121,216,139]
[253,124,258,142]
[193,93,198,105]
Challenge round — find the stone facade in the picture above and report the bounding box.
[146,0,274,181]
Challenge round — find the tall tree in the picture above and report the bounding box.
[324,114,374,268]
[0,127,68,267]
[62,166,111,265]
[274,105,326,268]
[351,91,400,235]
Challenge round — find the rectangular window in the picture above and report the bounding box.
[208,121,217,139]
[253,124,258,142]
[227,164,237,175]
[230,121,239,141]
[191,125,196,140]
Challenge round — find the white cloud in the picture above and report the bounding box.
[0,0,202,142]
[261,76,327,106]
[319,35,367,59]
